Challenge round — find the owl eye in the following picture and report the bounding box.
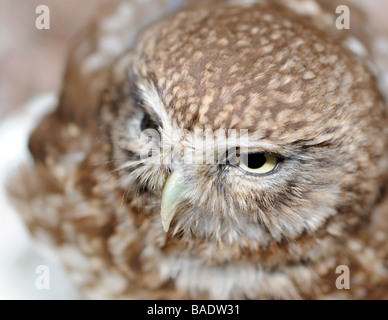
[140,113,158,131]
[234,152,280,175]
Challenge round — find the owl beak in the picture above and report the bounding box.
[160,168,185,232]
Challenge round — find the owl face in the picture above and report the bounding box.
[104,5,388,247]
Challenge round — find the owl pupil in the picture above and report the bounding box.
[246,153,267,169]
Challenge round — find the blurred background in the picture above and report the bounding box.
[0,0,387,300]
[0,0,110,119]
[0,0,112,300]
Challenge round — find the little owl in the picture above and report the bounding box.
[9,0,388,299]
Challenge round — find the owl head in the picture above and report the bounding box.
[103,4,388,250]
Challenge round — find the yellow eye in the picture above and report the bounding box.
[234,153,279,175]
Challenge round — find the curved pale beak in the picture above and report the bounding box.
[160,168,186,232]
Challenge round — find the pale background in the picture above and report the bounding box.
[0,0,387,300]
[0,0,109,119]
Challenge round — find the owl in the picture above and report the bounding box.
[8,0,388,299]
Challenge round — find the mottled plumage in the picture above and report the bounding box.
[9,0,388,299]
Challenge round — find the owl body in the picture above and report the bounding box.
[9,0,388,299]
